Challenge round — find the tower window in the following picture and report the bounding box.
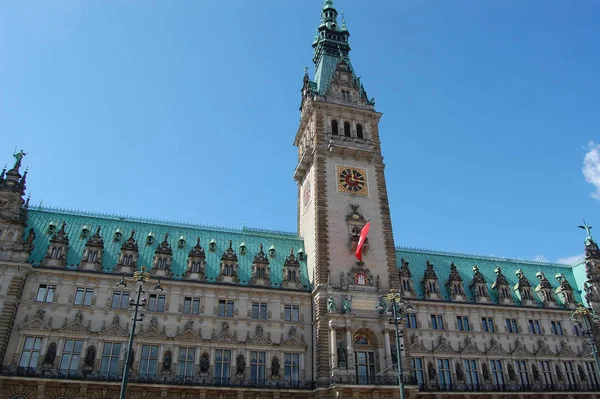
[357,124,364,139]
[331,120,338,135]
[344,122,351,137]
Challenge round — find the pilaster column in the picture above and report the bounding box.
[346,329,354,369]
[383,329,392,369]
[330,327,338,369]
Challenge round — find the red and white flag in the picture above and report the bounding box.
[355,220,371,262]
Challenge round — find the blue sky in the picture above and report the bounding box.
[1,0,599,264]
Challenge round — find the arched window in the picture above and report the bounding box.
[344,122,351,137]
[356,124,364,139]
[192,261,201,273]
[331,120,338,135]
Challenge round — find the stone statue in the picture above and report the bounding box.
[150,316,158,328]
[271,356,280,376]
[376,275,381,291]
[13,149,27,168]
[163,351,172,372]
[112,314,120,326]
[482,364,490,381]
[236,354,246,375]
[26,228,36,246]
[340,271,345,287]
[427,362,436,381]
[222,321,229,334]
[327,295,336,313]
[455,362,464,382]
[507,364,516,381]
[200,353,210,373]
[390,347,398,366]
[337,342,347,367]
[75,310,83,323]
[84,346,96,369]
[43,342,57,366]
[342,296,352,314]
[532,364,540,381]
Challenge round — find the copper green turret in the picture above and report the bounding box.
[312,0,351,94]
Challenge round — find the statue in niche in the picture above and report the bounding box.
[271,356,280,377]
[555,364,564,382]
[327,296,336,313]
[532,364,540,381]
[43,343,57,366]
[337,342,347,367]
[427,362,436,381]
[507,364,516,381]
[236,354,246,375]
[83,346,96,370]
[222,321,229,334]
[200,353,210,374]
[578,365,587,381]
[340,271,345,287]
[455,362,464,382]
[342,296,352,314]
[391,347,398,366]
[162,351,172,372]
[376,275,381,291]
[482,364,490,381]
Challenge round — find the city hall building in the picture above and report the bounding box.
[1,1,599,398]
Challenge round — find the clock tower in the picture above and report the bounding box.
[294,0,400,386]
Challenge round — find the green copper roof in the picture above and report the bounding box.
[26,207,310,291]
[396,247,583,307]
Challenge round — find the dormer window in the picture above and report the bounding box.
[402,279,411,292]
[344,122,351,137]
[288,270,297,281]
[47,222,57,235]
[146,232,155,246]
[428,281,437,293]
[224,264,234,276]
[331,120,338,135]
[51,247,61,259]
[191,261,202,273]
[114,229,123,242]
[256,267,266,279]
[123,254,133,266]
[178,235,186,249]
[81,225,90,239]
[157,258,168,269]
[87,251,98,263]
[357,124,364,139]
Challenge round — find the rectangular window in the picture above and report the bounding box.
[528,320,542,334]
[18,337,42,368]
[284,353,300,381]
[551,320,563,335]
[505,318,518,333]
[35,284,55,302]
[586,362,599,385]
[563,361,576,385]
[74,288,93,306]
[183,297,201,315]
[515,360,529,385]
[252,302,268,320]
[250,351,266,381]
[148,294,166,312]
[456,316,470,331]
[539,361,553,385]
[431,314,444,330]
[572,323,583,336]
[100,342,121,373]
[463,359,479,385]
[355,351,376,383]
[218,300,234,317]
[140,345,159,375]
[482,317,495,333]
[410,358,424,385]
[111,291,130,309]
[177,347,196,377]
[284,305,300,322]
[490,360,504,385]
[215,349,232,380]
[59,339,83,371]
[437,358,452,387]
[405,313,417,329]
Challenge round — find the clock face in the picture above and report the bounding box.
[336,165,368,196]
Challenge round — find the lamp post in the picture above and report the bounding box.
[117,267,163,399]
[570,303,600,383]
[376,290,412,399]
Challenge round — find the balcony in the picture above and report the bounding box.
[0,366,315,390]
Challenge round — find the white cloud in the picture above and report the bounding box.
[533,255,548,262]
[557,254,584,265]
[583,141,600,199]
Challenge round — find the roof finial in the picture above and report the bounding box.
[341,10,347,30]
[578,219,595,245]
[12,149,27,170]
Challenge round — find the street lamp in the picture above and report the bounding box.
[376,290,413,399]
[117,267,163,399]
[570,303,600,382]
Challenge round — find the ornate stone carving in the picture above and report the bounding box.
[282,247,301,288]
[80,226,104,271]
[422,260,440,298]
[151,233,173,277]
[184,238,206,280]
[250,243,271,286]
[217,240,239,283]
[42,221,69,267]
